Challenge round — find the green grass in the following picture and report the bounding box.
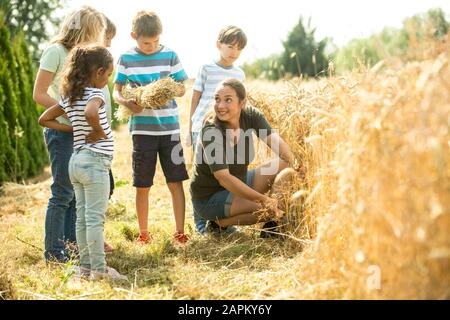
[0,194,304,300]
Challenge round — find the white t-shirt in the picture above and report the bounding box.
[191,61,245,133]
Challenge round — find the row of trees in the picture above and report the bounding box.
[0,15,48,184]
[242,8,449,79]
[0,0,64,63]
[334,8,449,73]
[0,1,122,184]
[0,0,66,184]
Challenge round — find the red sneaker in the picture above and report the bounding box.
[136,233,152,244]
[173,232,190,244]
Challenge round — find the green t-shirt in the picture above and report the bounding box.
[190,106,272,200]
[39,43,70,125]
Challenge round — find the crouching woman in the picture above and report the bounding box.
[189,78,296,234]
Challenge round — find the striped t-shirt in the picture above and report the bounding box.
[191,61,245,133]
[114,46,188,136]
[59,88,114,156]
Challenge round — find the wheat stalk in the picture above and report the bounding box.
[115,77,184,121]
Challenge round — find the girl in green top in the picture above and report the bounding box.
[33,6,106,262]
[190,78,296,236]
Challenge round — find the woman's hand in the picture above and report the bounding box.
[262,196,282,219]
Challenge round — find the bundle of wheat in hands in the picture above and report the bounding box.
[115,77,184,121]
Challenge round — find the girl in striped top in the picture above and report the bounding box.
[39,45,127,281]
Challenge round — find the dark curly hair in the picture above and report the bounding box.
[60,44,113,106]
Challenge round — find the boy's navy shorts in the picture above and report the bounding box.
[132,134,189,188]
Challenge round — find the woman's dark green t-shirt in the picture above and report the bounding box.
[190,106,272,200]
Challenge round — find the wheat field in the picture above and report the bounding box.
[0,48,449,299]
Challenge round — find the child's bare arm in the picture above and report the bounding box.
[34,70,69,120]
[33,70,58,108]
[189,90,202,127]
[38,104,72,132]
[186,90,202,145]
[113,83,144,114]
[85,98,108,143]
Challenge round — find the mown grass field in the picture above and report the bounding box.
[0,79,304,300]
[0,50,449,300]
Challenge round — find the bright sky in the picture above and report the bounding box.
[64,0,450,77]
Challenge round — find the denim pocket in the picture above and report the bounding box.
[83,160,109,185]
[100,156,112,169]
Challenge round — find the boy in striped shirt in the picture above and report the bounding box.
[113,11,189,244]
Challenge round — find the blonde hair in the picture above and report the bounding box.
[60,44,113,106]
[132,11,162,38]
[103,14,116,37]
[52,6,106,50]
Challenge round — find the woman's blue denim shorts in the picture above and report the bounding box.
[192,169,256,221]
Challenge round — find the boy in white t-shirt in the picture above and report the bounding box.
[187,26,247,234]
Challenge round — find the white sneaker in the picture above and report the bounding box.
[90,266,128,281]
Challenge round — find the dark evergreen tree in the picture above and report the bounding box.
[279,17,329,78]
[13,33,48,177]
[0,20,22,180]
[0,15,48,184]
[0,0,65,63]
[0,70,12,182]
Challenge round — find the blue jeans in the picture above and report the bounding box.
[44,128,76,262]
[191,131,207,234]
[69,149,112,272]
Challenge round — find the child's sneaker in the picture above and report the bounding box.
[136,233,152,244]
[173,232,190,245]
[90,266,128,281]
